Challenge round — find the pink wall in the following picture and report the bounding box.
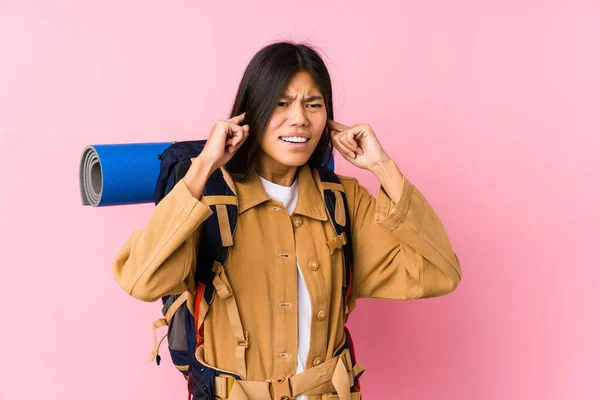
[1,1,598,399]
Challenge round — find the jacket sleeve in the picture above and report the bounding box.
[342,173,462,304]
[112,179,213,302]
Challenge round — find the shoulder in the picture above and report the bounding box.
[335,173,370,200]
[335,173,359,188]
[310,167,368,197]
[311,166,359,188]
[322,171,374,210]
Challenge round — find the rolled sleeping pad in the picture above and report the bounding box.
[79,142,336,207]
[79,142,172,207]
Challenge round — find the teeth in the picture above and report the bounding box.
[280,136,308,143]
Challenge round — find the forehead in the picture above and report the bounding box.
[282,71,322,95]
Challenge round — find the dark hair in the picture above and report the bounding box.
[225,41,334,181]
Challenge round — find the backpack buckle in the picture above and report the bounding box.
[215,374,236,399]
[326,232,347,254]
[238,331,249,349]
[270,375,293,400]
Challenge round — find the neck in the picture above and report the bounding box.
[256,153,298,187]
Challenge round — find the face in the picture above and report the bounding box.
[257,70,327,173]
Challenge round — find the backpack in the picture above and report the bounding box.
[149,140,360,398]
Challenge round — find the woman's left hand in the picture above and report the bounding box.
[327,120,390,171]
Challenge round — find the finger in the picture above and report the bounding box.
[353,129,367,155]
[229,124,249,148]
[347,136,364,156]
[342,130,359,150]
[228,112,246,125]
[335,143,356,159]
[226,132,240,153]
[341,128,365,156]
[338,130,357,153]
[332,134,356,158]
[226,122,245,136]
[227,131,244,153]
[338,142,356,158]
[327,119,349,132]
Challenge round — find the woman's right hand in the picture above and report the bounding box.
[195,113,250,172]
[183,113,249,198]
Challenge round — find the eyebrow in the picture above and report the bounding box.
[280,94,323,102]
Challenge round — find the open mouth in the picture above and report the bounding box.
[279,136,309,144]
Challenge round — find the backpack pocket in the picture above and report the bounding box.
[188,366,214,399]
[152,293,194,376]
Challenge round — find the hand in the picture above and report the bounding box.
[327,120,389,171]
[195,113,250,172]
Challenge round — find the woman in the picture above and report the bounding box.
[113,41,462,400]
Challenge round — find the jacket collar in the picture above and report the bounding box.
[233,164,328,221]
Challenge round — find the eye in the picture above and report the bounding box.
[277,101,288,107]
[307,104,323,108]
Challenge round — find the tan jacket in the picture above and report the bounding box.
[112,163,461,391]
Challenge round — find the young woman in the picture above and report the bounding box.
[113,41,462,400]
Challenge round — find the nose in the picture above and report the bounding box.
[287,102,309,127]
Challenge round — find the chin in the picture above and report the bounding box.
[260,143,316,168]
[274,156,310,168]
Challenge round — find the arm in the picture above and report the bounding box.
[112,160,214,302]
[343,160,461,303]
[326,120,461,303]
[114,113,250,301]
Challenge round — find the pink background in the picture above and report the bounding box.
[1,1,598,399]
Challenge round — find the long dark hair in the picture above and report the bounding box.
[225,41,334,181]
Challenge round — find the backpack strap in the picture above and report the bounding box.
[195,166,238,309]
[317,167,354,320]
[174,164,249,379]
[318,167,363,389]
[170,160,238,292]
[149,291,192,364]
[151,142,248,383]
[212,262,249,380]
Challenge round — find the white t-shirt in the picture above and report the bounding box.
[259,175,311,400]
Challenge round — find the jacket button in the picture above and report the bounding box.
[308,260,319,271]
[292,215,303,228]
[313,357,323,366]
[317,310,327,321]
